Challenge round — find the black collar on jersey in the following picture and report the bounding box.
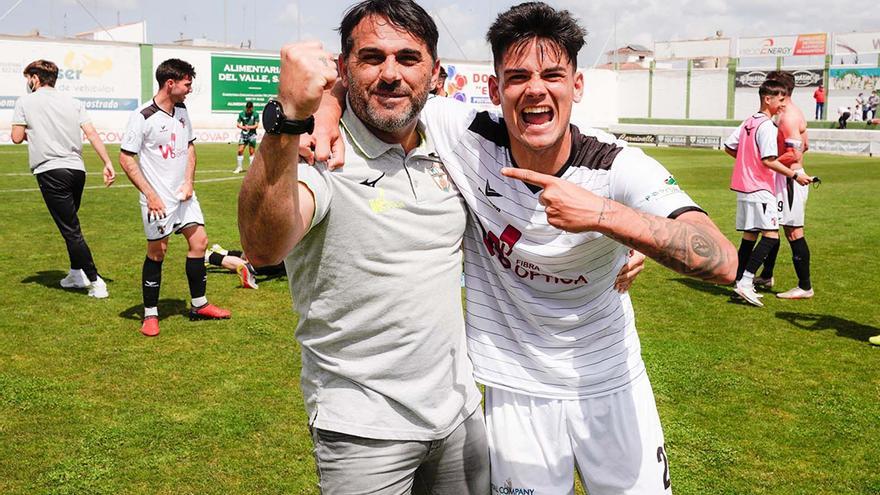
[468,112,624,194]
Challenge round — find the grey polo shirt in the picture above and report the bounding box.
[11,87,90,175]
[285,108,482,441]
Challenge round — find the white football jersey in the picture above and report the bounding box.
[121,100,195,204]
[422,97,703,399]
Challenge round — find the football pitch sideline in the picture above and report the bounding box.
[0,143,877,494]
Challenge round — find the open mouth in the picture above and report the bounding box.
[521,105,554,126]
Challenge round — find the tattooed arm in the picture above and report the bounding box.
[501,167,737,284]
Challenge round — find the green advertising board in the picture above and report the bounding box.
[211,54,280,112]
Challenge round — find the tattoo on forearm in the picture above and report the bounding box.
[607,212,729,281]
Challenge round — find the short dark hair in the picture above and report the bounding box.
[338,0,438,60]
[245,101,254,108]
[766,70,795,95]
[759,79,788,98]
[24,60,59,87]
[486,2,586,71]
[438,66,447,80]
[155,58,196,86]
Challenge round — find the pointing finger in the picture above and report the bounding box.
[501,167,555,188]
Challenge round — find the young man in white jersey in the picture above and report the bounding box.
[724,80,812,307]
[119,59,231,337]
[754,71,815,299]
[307,3,736,493]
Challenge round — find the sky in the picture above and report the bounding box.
[2,0,878,68]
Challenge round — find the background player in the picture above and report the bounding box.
[119,58,231,337]
[12,59,116,299]
[755,71,815,299]
[233,101,259,173]
[725,79,812,307]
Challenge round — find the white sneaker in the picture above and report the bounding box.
[60,269,89,289]
[753,276,774,289]
[88,277,109,299]
[734,280,764,307]
[232,166,243,174]
[211,244,229,256]
[777,287,814,299]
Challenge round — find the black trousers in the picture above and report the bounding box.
[35,168,98,281]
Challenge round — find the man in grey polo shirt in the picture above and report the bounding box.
[238,1,487,493]
[12,59,116,298]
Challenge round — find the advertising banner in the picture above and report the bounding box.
[654,39,731,60]
[614,133,656,145]
[440,62,497,111]
[829,68,880,92]
[657,135,721,148]
[738,33,827,57]
[0,39,140,111]
[734,69,824,88]
[211,54,280,112]
[833,32,880,55]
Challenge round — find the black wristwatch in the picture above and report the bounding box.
[262,99,314,135]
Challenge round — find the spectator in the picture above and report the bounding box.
[854,93,864,122]
[868,92,879,120]
[813,85,825,120]
[838,106,851,129]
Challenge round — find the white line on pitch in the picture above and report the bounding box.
[0,175,244,193]
[0,169,241,177]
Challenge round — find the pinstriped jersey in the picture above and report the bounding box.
[422,97,703,399]
[121,100,195,205]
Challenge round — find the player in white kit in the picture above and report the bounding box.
[418,4,737,493]
[119,59,231,337]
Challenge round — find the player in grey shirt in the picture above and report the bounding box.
[238,2,488,493]
[12,59,116,298]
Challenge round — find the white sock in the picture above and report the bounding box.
[192,296,208,308]
[740,271,755,285]
[236,156,243,167]
[249,154,254,165]
[144,306,158,318]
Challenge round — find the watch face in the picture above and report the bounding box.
[262,100,281,133]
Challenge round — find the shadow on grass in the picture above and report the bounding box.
[21,270,114,291]
[673,277,735,297]
[775,312,880,342]
[119,299,188,321]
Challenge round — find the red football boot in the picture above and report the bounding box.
[141,316,160,337]
[189,303,232,321]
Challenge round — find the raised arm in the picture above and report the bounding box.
[81,122,116,186]
[238,41,337,267]
[501,167,738,284]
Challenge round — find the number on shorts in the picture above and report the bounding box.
[777,200,784,212]
[657,445,671,489]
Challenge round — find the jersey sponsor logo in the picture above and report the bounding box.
[491,479,535,495]
[481,224,589,285]
[369,188,405,214]
[360,172,385,188]
[159,133,178,159]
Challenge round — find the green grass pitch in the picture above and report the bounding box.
[0,143,877,494]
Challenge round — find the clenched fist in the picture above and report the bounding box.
[277,41,338,120]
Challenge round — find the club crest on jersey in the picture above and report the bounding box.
[427,163,451,192]
[665,175,678,185]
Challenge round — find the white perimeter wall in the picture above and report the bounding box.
[689,69,728,119]
[651,70,688,119]
[617,70,650,119]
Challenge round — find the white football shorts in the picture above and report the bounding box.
[140,195,205,241]
[485,374,672,495]
[736,191,779,232]
[776,172,809,228]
